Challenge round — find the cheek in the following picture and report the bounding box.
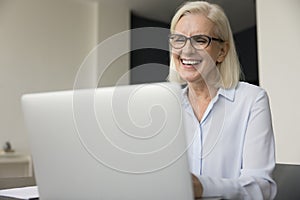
[172,51,181,66]
[205,49,219,64]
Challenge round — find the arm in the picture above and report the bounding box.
[194,90,277,199]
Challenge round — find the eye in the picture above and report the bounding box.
[172,35,185,43]
[193,35,209,44]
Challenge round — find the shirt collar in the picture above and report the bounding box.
[181,86,190,109]
[181,85,236,106]
[217,86,236,102]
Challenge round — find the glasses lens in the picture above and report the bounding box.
[191,35,210,49]
[169,34,186,49]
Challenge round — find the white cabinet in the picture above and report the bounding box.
[0,154,32,178]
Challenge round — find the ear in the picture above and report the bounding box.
[216,42,229,63]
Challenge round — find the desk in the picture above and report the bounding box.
[0,176,36,200]
[0,176,36,190]
[0,177,221,200]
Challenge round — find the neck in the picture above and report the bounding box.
[187,80,218,122]
[187,80,217,101]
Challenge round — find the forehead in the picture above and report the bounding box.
[174,14,215,36]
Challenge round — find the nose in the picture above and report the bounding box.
[181,38,196,55]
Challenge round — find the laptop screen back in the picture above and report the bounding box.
[22,83,193,200]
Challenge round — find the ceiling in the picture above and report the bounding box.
[106,0,256,33]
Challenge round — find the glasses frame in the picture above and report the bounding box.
[168,34,225,50]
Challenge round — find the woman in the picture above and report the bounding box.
[168,1,276,199]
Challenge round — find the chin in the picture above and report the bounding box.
[178,71,202,83]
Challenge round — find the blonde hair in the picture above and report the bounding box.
[168,1,241,89]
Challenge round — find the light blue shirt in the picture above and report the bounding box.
[182,82,277,199]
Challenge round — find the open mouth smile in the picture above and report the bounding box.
[180,59,202,68]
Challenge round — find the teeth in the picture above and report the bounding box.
[182,59,200,65]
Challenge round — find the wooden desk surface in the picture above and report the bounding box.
[0,176,36,190]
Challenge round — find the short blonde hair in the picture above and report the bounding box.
[168,1,241,89]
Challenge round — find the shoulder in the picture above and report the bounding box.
[235,81,267,97]
[231,82,269,106]
[236,81,263,91]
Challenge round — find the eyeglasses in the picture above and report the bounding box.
[168,34,224,50]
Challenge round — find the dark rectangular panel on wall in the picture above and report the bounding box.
[234,26,259,86]
[130,13,170,84]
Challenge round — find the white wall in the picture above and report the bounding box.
[256,0,300,164]
[0,0,130,155]
[96,1,130,86]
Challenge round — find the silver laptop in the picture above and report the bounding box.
[22,82,194,200]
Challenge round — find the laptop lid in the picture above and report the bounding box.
[22,82,193,200]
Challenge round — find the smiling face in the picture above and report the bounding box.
[171,14,227,84]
